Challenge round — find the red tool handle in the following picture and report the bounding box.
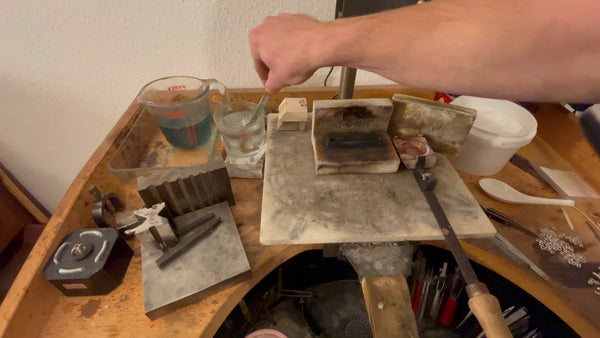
[412,285,423,313]
[438,297,458,327]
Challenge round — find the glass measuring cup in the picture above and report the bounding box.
[137,76,227,149]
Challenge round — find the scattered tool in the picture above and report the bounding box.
[481,206,539,239]
[414,156,512,337]
[509,154,566,195]
[174,212,215,236]
[411,255,427,313]
[438,267,465,327]
[155,216,222,268]
[276,268,318,299]
[510,154,577,231]
[411,260,454,325]
[455,306,517,336]
[417,266,434,323]
[493,233,550,281]
[513,153,600,199]
[480,207,550,279]
[429,262,448,320]
[126,203,222,269]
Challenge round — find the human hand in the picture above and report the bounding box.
[249,14,329,94]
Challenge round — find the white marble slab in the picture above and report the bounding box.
[261,114,496,245]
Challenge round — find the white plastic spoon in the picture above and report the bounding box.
[479,178,575,206]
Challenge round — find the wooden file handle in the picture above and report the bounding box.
[467,283,512,338]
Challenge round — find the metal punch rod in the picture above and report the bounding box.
[339,67,357,99]
[156,217,222,268]
[176,212,216,236]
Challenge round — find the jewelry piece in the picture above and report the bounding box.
[587,278,600,285]
[537,228,586,267]
[558,232,584,248]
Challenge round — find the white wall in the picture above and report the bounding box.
[0,0,393,212]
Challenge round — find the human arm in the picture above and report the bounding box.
[248,0,600,102]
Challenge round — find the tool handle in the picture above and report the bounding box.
[149,226,168,252]
[467,283,512,338]
[438,297,458,327]
[411,285,423,313]
[361,276,419,338]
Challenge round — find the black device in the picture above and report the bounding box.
[335,0,419,18]
[580,105,600,156]
[45,228,133,296]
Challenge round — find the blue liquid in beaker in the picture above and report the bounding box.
[160,115,212,149]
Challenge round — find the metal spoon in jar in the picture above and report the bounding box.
[246,93,269,126]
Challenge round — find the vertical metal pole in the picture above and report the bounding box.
[338,66,357,99]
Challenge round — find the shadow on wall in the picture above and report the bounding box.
[0,138,69,213]
[0,75,118,212]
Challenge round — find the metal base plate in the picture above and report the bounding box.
[139,201,250,319]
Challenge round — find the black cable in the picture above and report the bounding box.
[323,66,335,87]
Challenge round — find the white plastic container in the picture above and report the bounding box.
[447,96,537,176]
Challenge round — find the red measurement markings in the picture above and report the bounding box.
[167,85,186,91]
[163,111,186,117]
[187,123,198,145]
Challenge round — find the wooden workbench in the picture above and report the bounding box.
[1,87,599,337]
